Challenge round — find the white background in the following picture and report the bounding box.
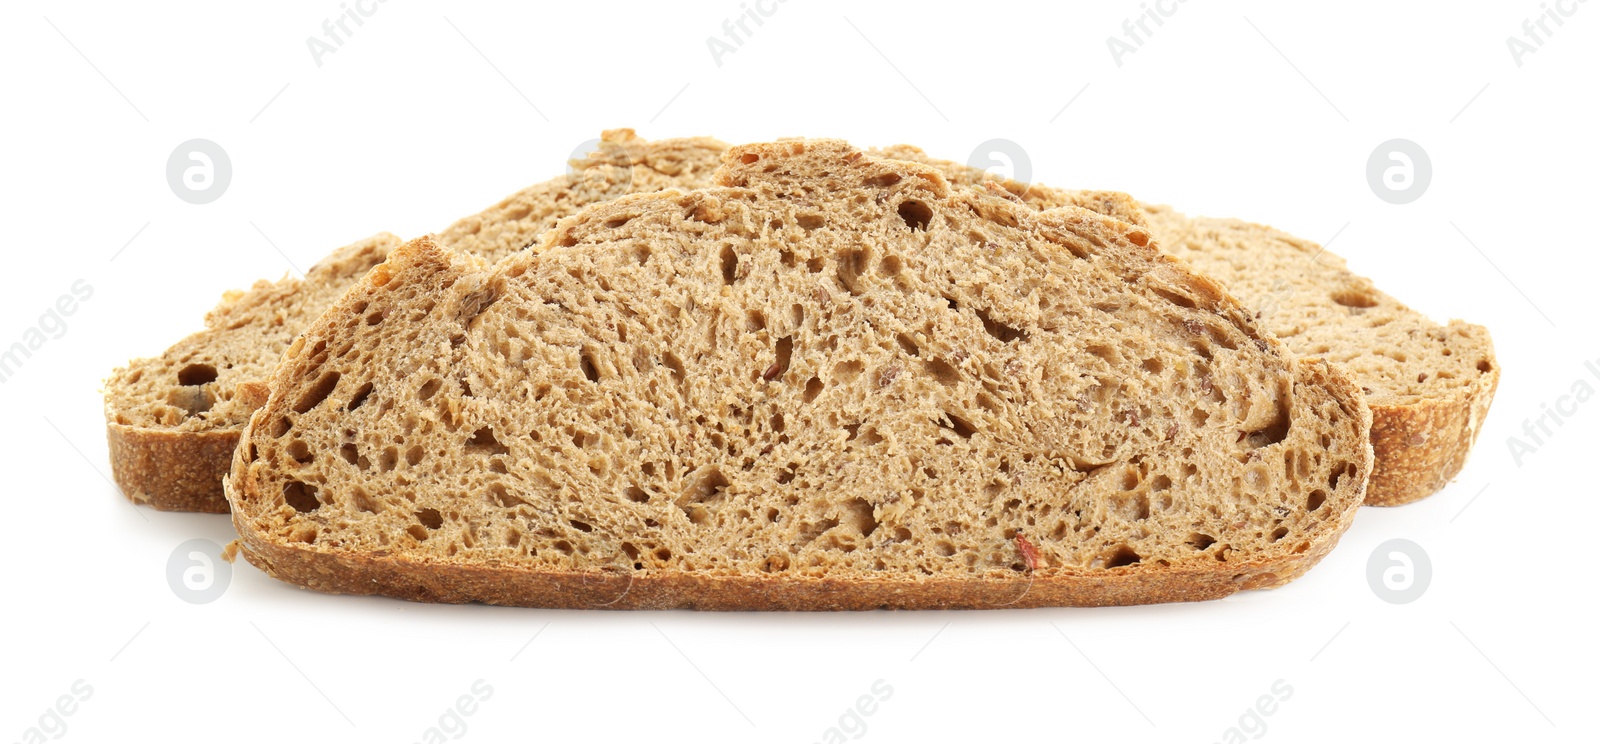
[1,1,1595,742]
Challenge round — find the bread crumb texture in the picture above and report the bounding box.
[228,140,1372,609]
[880,144,1498,507]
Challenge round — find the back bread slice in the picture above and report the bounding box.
[104,129,730,512]
[875,144,1497,506]
[1139,209,1497,506]
[226,139,1372,610]
[105,233,401,513]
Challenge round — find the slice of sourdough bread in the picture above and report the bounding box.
[226,140,1372,609]
[105,129,730,512]
[876,144,1497,506]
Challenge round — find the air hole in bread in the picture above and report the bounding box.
[797,213,825,230]
[770,336,793,380]
[580,352,600,383]
[879,255,903,277]
[1307,489,1328,512]
[416,508,443,530]
[287,440,312,464]
[975,307,1026,343]
[467,427,510,457]
[896,333,920,357]
[293,371,341,414]
[865,173,902,188]
[1096,544,1141,568]
[338,443,359,465]
[719,245,739,285]
[1187,533,1216,550]
[661,351,686,384]
[177,363,218,386]
[343,382,374,411]
[833,360,864,385]
[795,515,839,547]
[897,200,932,231]
[762,554,790,572]
[418,378,442,401]
[745,310,767,332]
[487,483,525,508]
[283,480,320,513]
[940,412,977,439]
[1242,400,1292,449]
[803,376,825,403]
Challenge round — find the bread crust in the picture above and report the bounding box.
[1365,332,1499,505]
[107,423,235,513]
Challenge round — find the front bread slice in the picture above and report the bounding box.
[227,140,1372,610]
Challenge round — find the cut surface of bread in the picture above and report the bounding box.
[227,140,1372,610]
[105,129,730,512]
[876,144,1497,506]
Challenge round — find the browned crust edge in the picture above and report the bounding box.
[224,233,1372,610]
[107,423,235,513]
[1364,326,1500,506]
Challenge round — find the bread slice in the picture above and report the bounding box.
[225,140,1372,609]
[1137,209,1497,506]
[105,129,730,512]
[875,145,1497,506]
